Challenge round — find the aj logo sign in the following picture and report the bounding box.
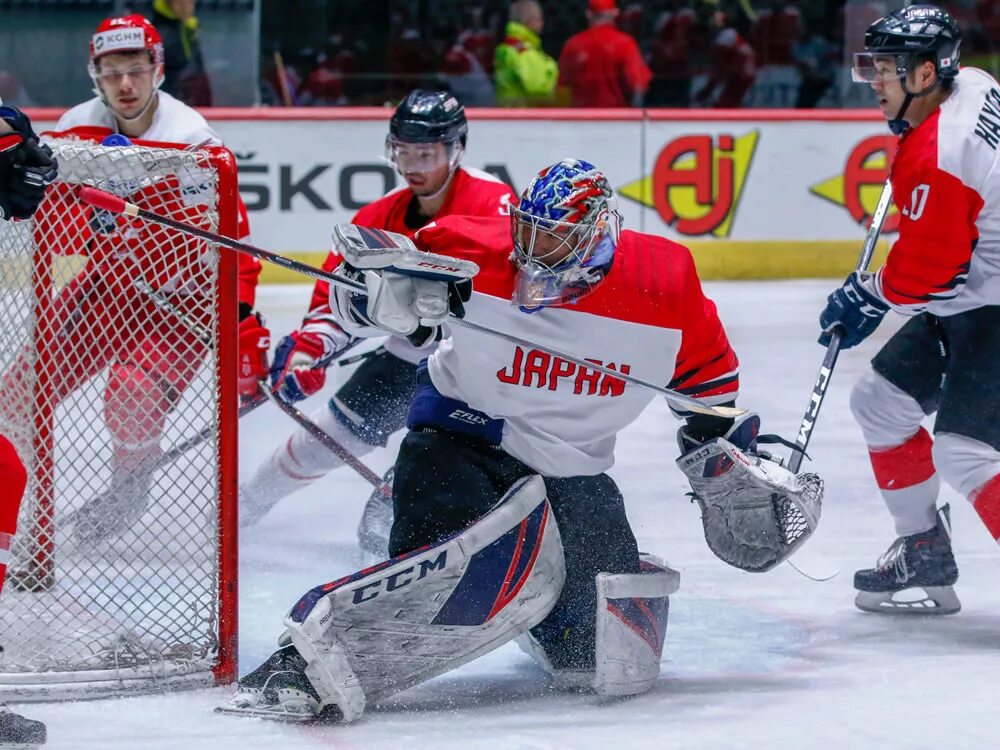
[618,132,759,237]
[810,135,901,233]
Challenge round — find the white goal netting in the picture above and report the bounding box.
[0,132,238,700]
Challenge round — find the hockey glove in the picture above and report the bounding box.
[269,307,353,403]
[0,106,58,222]
[677,412,824,573]
[818,271,889,350]
[238,303,271,400]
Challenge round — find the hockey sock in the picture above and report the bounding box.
[104,363,171,474]
[0,435,28,596]
[970,474,1000,543]
[869,427,940,536]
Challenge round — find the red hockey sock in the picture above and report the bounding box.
[0,434,28,596]
[869,427,936,490]
[970,474,1000,543]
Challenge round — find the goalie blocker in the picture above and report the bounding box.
[220,474,680,723]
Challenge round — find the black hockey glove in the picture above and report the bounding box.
[818,271,889,350]
[0,106,58,222]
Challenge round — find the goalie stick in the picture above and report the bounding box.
[788,179,893,474]
[77,186,743,420]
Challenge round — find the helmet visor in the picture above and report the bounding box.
[385,137,460,175]
[851,52,908,83]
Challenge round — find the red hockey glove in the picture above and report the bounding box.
[238,304,271,399]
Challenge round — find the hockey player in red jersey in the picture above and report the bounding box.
[819,5,1000,614]
[0,103,56,749]
[220,159,822,723]
[240,90,516,550]
[0,15,266,546]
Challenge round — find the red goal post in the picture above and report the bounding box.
[0,129,238,700]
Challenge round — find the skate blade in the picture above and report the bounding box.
[215,700,318,723]
[855,586,961,615]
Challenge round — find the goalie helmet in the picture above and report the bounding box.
[510,158,621,312]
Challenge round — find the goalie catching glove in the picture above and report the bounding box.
[676,412,823,573]
[329,224,477,348]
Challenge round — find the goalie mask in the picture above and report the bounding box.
[510,159,621,313]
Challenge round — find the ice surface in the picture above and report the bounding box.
[19,281,1000,749]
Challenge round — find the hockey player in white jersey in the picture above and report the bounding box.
[219,159,822,723]
[0,102,56,748]
[0,14,267,546]
[820,5,1000,614]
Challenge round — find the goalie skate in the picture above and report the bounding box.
[216,643,336,724]
[854,504,960,615]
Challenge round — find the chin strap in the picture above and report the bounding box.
[888,75,944,135]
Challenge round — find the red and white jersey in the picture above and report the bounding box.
[412,216,740,477]
[308,167,516,362]
[56,91,220,148]
[53,92,260,306]
[874,67,1000,317]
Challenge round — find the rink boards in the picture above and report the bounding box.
[27,107,895,280]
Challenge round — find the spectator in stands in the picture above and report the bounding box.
[558,0,651,107]
[793,27,837,108]
[441,30,495,106]
[694,11,757,108]
[647,0,696,107]
[751,0,803,67]
[152,0,212,106]
[494,0,559,107]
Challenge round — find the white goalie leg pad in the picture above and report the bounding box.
[283,474,566,723]
[518,554,679,695]
[595,554,679,696]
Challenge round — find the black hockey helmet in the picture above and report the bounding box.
[389,89,468,146]
[855,4,961,83]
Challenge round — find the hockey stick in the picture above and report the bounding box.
[260,383,390,493]
[788,179,893,474]
[138,279,383,490]
[77,186,743,420]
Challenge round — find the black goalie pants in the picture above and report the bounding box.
[390,428,641,670]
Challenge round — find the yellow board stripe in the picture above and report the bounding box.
[259,242,891,285]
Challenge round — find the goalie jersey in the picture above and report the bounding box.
[412,215,739,477]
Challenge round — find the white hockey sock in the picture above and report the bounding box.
[240,403,376,526]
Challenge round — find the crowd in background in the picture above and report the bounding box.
[260,0,1000,109]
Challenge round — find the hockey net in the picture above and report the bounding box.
[0,130,238,700]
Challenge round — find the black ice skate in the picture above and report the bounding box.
[854,504,960,615]
[0,704,46,748]
[68,469,154,545]
[216,642,335,723]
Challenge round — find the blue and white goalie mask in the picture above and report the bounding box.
[510,159,621,313]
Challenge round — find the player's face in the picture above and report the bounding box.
[95,52,158,120]
[516,221,580,267]
[869,57,906,118]
[393,142,452,196]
